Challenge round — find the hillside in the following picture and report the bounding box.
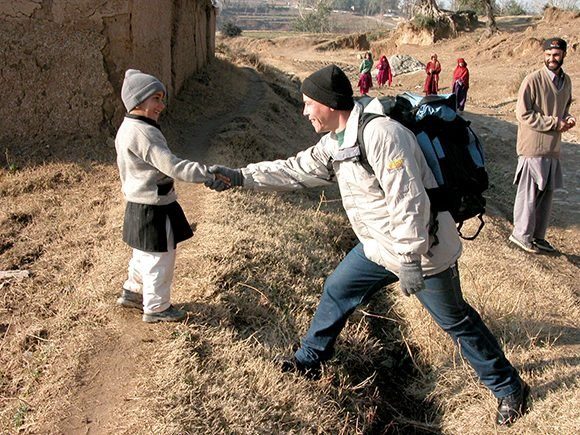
[1,9,579,435]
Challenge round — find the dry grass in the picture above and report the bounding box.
[0,161,126,430]
[1,29,579,434]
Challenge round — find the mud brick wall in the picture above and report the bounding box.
[0,0,216,158]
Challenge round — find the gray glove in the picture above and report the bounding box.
[207,165,243,188]
[204,176,230,192]
[399,260,425,297]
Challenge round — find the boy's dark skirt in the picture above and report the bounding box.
[123,201,193,252]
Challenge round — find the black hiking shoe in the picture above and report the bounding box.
[496,381,530,426]
[276,356,322,381]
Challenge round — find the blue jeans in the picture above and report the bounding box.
[295,243,521,398]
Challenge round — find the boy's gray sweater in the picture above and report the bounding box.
[115,116,211,205]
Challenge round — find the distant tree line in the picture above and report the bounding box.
[332,0,399,14]
[453,0,527,15]
[219,0,577,36]
[221,0,578,14]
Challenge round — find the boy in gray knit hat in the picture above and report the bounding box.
[115,69,224,323]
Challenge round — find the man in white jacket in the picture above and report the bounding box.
[207,64,529,426]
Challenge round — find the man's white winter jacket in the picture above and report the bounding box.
[241,102,462,275]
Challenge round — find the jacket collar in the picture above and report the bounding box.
[125,113,161,131]
[338,103,364,149]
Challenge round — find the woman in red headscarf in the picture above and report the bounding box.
[452,58,470,112]
[376,55,393,87]
[423,53,441,95]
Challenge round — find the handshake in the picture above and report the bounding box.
[205,165,243,192]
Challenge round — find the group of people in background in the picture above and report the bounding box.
[424,53,470,112]
[357,51,471,112]
[357,51,392,95]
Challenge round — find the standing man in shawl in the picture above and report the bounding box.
[424,53,441,95]
[452,58,470,112]
[358,52,373,95]
[376,55,393,87]
[509,37,575,254]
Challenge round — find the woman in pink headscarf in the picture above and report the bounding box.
[423,53,441,95]
[452,58,470,111]
[376,55,393,87]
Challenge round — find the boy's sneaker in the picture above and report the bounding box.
[116,289,143,310]
[509,234,539,254]
[532,238,556,252]
[496,381,531,426]
[142,305,187,323]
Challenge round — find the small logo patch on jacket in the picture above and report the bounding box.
[387,158,404,170]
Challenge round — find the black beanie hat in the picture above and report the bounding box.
[301,64,354,110]
[543,37,567,52]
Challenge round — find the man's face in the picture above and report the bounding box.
[544,48,566,72]
[302,94,338,133]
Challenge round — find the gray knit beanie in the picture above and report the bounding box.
[121,69,166,112]
[301,64,354,110]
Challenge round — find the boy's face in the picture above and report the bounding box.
[135,91,165,122]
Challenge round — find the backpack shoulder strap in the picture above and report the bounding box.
[356,112,385,175]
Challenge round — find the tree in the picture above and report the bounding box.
[221,21,242,37]
[412,0,452,28]
[454,0,497,14]
[455,0,499,32]
[483,0,498,33]
[541,0,580,10]
[499,0,527,15]
[414,0,443,16]
[293,1,332,33]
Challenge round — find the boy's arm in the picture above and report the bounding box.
[142,129,211,183]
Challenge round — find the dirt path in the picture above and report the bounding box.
[57,316,160,433]
[57,67,267,435]
[465,106,580,231]
[167,67,267,160]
